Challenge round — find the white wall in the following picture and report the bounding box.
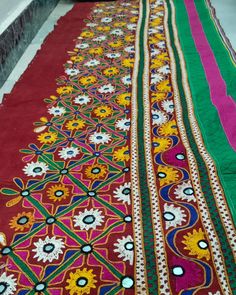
[211,0,236,51]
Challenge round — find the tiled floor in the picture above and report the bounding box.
[0,0,33,35]
[0,0,74,103]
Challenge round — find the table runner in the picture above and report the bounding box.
[0,0,235,294]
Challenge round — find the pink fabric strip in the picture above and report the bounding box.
[184,0,236,151]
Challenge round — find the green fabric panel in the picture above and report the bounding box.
[173,0,236,223]
[196,0,236,101]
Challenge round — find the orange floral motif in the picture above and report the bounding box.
[9,212,35,231]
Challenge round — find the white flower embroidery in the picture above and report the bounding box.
[157,40,166,50]
[74,209,104,230]
[84,59,100,67]
[58,147,79,160]
[127,24,137,31]
[105,53,121,59]
[76,43,89,49]
[174,180,196,202]
[101,17,112,23]
[115,118,131,131]
[114,235,134,265]
[131,10,139,15]
[158,64,170,75]
[121,75,132,86]
[110,29,124,36]
[0,232,6,246]
[0,272,17,295]
[98,84,115,94]
[148,28,158,35]
[151,109,168,126]
[93,35,106,42]
[124,46,135,54]
[163,203,186,229]
[151,73,164,84]
[89,132,111,144]
[86,23,98,27]
[23,161,49,177]
[113,183,131,205]
[74,94,91,105]
[161,99,175,114]
[48,106,66,116]
[151,48,160,57]
[33,236,65,263]
[65,68,80,76]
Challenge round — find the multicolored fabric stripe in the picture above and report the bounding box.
[0,0,235,294]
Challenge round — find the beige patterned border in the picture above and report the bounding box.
[142,0,172,294]
[131,0,149,293]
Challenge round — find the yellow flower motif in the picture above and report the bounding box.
[89,47,103,55]
[114,146,130,162]
[130,16,138,23]
[114,21,127,27]
[116,93,131,106]
[94,106,113,118]
[149,36,159,44]
[151,92,167,103]
[151,59,164,69]
[47,184,70,202]
[152,33,165,42]
[38,132,58,144]
[125,35,135,42]
[85,164,107,180]
[66,119,85,131]
[157,165,179,186]
[79,76,97,86]
[103,67,119,77]
[122,58,134,68]
[182,228,211,261]
[153,137,172,153]
[157,80,171,92]
[159,120,178,136]
[56,86,73,95]
[109,40,123,48]
[70,55,84,63]
[151,18,161,26]
[9,212,34,231]
[80,31,94,38]
[96,26,110,32]
[66,268,97,295]
[158,52,169,61]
